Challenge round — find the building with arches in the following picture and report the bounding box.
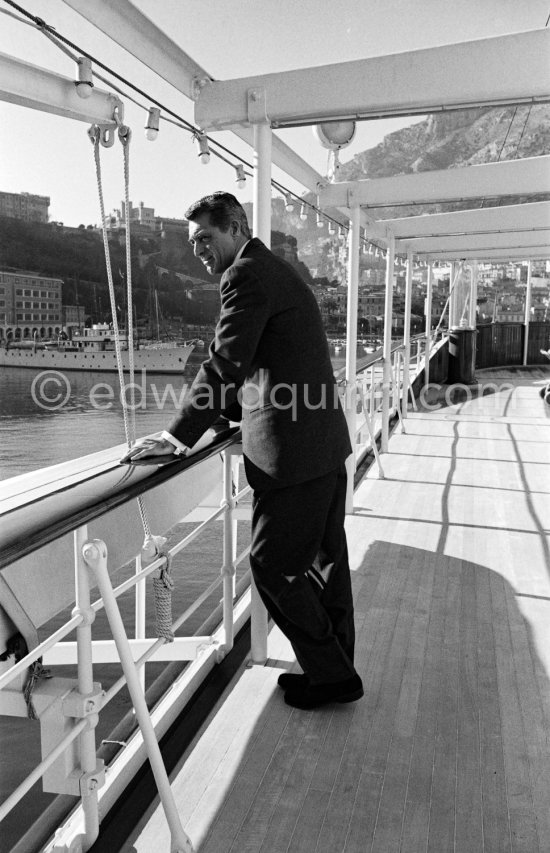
[0,269,63,341]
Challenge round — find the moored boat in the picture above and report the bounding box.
[1,324,194,374]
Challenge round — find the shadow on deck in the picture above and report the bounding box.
[105,367,550,853]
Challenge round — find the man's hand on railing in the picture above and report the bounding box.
[120,435,186,464]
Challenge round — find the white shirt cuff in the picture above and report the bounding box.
[161,430,188,455]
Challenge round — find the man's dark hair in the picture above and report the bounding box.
[184,192,251,238]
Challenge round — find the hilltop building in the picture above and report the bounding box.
[0,191,50,223]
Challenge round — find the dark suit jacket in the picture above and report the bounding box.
[168,238,351,486]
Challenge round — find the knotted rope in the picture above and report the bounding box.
[143,534,175,642]
[23,659,52,720]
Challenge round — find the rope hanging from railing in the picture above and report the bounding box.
[89,121,175,641]
[23,659,52,720]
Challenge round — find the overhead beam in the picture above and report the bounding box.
[396,229,550,254]
[319,156,550,208]
[61,0,385,238]
[420,246,550,262]
[386,201,550,239]
[194,29,550,130]
[0,51,123,124]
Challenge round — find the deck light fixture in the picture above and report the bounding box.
[75,57,93,99]
[235,164,246,189]
[299,203,308,221]
[313,121,356,150]
[145,107,160,141]
[196,133,210,164]
[285,193,295,212]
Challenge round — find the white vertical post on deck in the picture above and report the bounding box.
[381,234,395,452]
[469,261,478,328]
[250,117,271,662]
[221,450,236,653]
[425,262,433,387]
[252,120,272,248]
[74,524,100,849]
[344,196,361,512]
[402,250,413,420]
[523,260,532,365]
[135,553,146,693]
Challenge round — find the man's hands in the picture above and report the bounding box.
[120,435,185,464]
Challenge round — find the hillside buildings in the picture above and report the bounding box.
[0,191,50,223]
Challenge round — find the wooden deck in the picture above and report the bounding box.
[129,367,550,853]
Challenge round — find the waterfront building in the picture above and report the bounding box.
[0,269,63,340]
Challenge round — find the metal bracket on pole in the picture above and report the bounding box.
[247,87,269,124]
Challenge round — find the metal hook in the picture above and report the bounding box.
[118,125,132,147]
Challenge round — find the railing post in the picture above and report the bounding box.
[425,262,433,387]
[523,259,532,365]
[382,234,395,452]
[249,577,268,665]
[221,449,236,653]
[82,539,194,853]
[135,552,146,693]
[73,524,100,850]
[402,251,413,418]
[344,197,361,511]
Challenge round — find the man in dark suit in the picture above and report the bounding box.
[121,192,363,709]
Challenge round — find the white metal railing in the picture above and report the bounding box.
[338,333,432,480]
[0,438,256,853]
[0,338,444,852]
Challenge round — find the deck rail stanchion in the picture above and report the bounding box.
[250,578,268,665]
[382,234,395,451]
[73,524,101,850]
[425,262,433,388]
[82,539,195,853]
[221,449,237,653]
[344,197,361,511]
[135,551,147,693]
[402,250,413,419]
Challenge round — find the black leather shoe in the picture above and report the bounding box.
[277,672,308,690]
[284,674,364,710]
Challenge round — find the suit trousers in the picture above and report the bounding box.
[249,463,357,685]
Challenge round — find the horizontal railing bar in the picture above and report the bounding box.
[0,428,241,571]
[0,612,83,691]
[0,717,87,822]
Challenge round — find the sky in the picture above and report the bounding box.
[0,0,549,226]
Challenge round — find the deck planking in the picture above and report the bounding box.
[128,367,550,853]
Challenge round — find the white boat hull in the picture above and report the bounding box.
[0,344,194,374]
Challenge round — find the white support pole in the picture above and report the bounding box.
[82,540,194,853]
[469,261,479,328]
[250,577,268,665]
[74,525,100,849]
[221,450,236,653]
[250,119,270,664]
[425,263,433,387]
[402,251,413,419]
[344,200,361,512]
[381,235,395,452]
[135,553,146,693]
[523,260,532,365]
[253,122,272,247]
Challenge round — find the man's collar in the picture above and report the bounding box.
[234,239,251,262]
